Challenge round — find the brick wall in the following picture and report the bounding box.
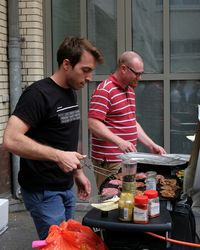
[19,0,44,88]
[0,0,45,196]
[0,0,9,144]
[0,0,44,143]
[0,0,10,195]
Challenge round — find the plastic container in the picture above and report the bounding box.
[133,195,149,224]
[122,159,137,193]
[0,199,8,235]
[144,190,160,218]
[118,192,134,221]
[145,171,157,190]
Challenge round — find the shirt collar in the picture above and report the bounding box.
[109,74,128,90]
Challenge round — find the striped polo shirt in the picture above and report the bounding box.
[88,74,138,162]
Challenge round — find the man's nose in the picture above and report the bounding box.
[85,72,93,82]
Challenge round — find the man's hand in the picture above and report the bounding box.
[149,144,166,155]
[118,139,137,153]
[56,151,86,173]
[74,170,91,200]
[137,122,166,155]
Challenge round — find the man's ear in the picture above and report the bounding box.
[121,64,127,74]
[63,59,71,70]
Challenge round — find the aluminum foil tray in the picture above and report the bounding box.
[119,152,190,166]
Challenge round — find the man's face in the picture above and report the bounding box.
[125,61,144,88]
[66,50,96,90]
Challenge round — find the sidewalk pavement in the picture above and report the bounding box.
[0,199,89,250]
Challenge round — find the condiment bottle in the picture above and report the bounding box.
[133,195,149,224]
[121,159,137,194]
[144,190,160,218]
[118,192,134,221]
[145,171,157,190]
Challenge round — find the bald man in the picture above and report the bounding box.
[88,51,166,188]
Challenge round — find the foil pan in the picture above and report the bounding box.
[118,152,190,166]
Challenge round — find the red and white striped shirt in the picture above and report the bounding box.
[88,75,138,162]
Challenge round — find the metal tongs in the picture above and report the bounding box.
[80,158,114,177]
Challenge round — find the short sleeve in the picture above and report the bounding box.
[88,87,111,121]
[13,86,48,128]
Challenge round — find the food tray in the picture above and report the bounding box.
[136,176,182,202]
[119,153,189,173]
[99,174,120,194]
[157,176,182,202]
[100,171,183,202]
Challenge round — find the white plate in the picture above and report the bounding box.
[89,195,119,211]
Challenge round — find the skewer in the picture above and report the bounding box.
[80,158,117,177]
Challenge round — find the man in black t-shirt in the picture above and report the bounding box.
[3,37,103,240]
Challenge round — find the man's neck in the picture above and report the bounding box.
[113,72,127,90]
[50,71,69,89]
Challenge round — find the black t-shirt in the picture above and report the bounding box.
[13,77,80,191]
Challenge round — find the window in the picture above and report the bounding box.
[52,0,80,71]
[170,80,200,153]
[88,0,117,74]
[135,81,164,152]
[48,0,200,155]
[132,0,163,73]
[131,0,200,153]
[170,0,200,73]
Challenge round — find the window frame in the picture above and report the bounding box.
[44,0,200,155]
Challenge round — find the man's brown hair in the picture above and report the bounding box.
[57,36,103,67]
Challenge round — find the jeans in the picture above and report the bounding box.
[21,187,76,240]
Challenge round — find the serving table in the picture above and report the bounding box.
[82,201,172,250]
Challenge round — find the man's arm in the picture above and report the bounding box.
[74,169,91,200]
[3,115,85,173]
[136,121,166,154]
[88,117,136,152]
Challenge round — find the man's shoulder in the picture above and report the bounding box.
[97,77,117,91]
[24,78,58,97]
[22,78,47,93]
[27,77,50,89]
